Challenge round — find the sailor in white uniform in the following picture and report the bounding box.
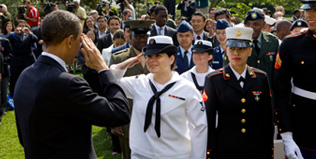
[110,36,207,159]
[181,40,215,93]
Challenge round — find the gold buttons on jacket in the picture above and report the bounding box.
[207,152,210,155]
[275,112,278,115]
[241,109,246,113]
[241,98,246,103]
[241,119,246,123]
[279,128,282,132]
[293,104,296,107]
[301,61,304,64]
[226,73,230,78]
[241,128,246,133]
[257,60,260,63]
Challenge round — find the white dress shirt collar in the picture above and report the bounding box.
[41,52,68,72]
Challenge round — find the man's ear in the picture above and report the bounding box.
[66,35,74,49]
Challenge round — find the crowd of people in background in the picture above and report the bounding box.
[0,0,315,159]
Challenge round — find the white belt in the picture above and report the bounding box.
[292,86,316,100]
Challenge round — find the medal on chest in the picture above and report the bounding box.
[252,91,262,101]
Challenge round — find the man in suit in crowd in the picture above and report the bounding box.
[191,12,211,43]
[96,16,108,39]
[177,0,195,21]
[97,16,121,52]
[0,36,13,126]
[175,20,195,74]
[110,20,155,159]
[211,18,230,69]
[14,10,130,159]
[150,5,177,45]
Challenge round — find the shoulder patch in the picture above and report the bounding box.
[286,30,307,39]
[208,69,223,77]
[252,67,267,75]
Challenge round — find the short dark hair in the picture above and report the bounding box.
[17,19,27,26]
[293,9,300,15]
[97,16,107,22]
[41,10,81,46]
[154,5,167,15]
[215,8,231,20]
[192,12,206,21]
[108,16,121,25]
[113,29,125,40]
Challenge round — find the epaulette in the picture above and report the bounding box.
[251,67,267,75]
[113,48,129,55]
[208,68,223,77]
[286,30,307,39]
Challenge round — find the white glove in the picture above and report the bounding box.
[281,132,304,159]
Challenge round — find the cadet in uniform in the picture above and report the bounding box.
[181,40,214,93]
[223,9,279,84]
[109,20,154,159]
[111,36,207,159]
[204,27,274,159]
[274,1,316,158]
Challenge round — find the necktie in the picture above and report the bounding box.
[253,39,260,54]
[191,73,203,92]
[144,80,176,137]
[238,76,245,88]
[184,51,189,68]
[197,35,201,40]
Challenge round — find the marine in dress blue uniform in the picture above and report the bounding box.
[274,1,316,159]
[204,26,274,159]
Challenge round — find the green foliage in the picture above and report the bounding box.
[225,2,252,20]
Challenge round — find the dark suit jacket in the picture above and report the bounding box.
[97,33,112,52]
[175,46,194,74]
[176,1,195,21]
[150,25,178,46]
[204,65,273,159]
[209,34,220,48]
[32,26,43,58]
[14,55,130,159]
[0,37,13,77]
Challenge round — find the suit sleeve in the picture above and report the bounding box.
[204,75,219,158]
[186,87,207,159]
[66,70,130,127]
[274,38,293,133]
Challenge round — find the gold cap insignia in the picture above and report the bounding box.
[236,30,242,37]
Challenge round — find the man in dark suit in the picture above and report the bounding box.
[110,20,154,159]
[150,5,177,45]
[191,12,211,42]
[97,16,121,52]
[14,10,130,159]
[175,20,194,74]
[177,0,195,21]
[0,36,13,126]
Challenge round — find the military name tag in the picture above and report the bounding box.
[252,91,262,101]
